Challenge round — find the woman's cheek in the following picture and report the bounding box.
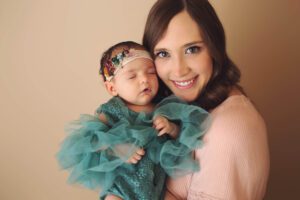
[155,61,168,81]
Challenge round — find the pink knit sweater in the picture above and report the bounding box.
[165,95,270,200]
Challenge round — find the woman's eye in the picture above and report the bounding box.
[186,46,201,54]
[155,51,169,58]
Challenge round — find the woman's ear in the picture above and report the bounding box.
[104,81,118,96]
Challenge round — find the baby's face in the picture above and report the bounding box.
[112,58,158,106]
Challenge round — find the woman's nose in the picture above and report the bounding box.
[172,55,190,77]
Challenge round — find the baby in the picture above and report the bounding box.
[57,41,209,200]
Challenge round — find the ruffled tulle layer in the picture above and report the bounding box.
[56,95,210,194]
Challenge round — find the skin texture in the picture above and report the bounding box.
[154,11,213,102]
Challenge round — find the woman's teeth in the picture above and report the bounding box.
[174,79,194,87]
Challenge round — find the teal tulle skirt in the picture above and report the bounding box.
[56,95,210,200]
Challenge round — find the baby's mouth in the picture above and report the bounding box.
[141,88,152,94]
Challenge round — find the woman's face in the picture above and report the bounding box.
[153,11,213,102]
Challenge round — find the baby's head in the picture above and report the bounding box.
[100,41,158,106]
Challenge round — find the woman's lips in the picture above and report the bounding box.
[172,76,197,89]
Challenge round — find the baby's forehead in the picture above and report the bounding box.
[122,58,155,73]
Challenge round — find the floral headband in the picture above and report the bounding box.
[100,48,153,81]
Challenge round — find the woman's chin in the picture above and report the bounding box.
[173,91,199,103]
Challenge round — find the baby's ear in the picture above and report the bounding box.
[104,81,118,96]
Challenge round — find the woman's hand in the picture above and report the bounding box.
[153,115,179,138]
[126,148,145,164]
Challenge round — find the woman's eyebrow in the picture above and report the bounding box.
[183,41,204,48]
[154,41,204,52]
[153,47,168,52]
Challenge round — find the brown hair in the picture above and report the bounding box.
[99,41,146,81]
[143,0,244,110]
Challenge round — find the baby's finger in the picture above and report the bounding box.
[127,157,138,164]
[133,153,142,161]
[153,116,165,126]
[153,119,160,128]
[131,158,138,164]
[153,115,163,122]
[158,127,168,136]
[154,122,165,131]
[136,148,145,156]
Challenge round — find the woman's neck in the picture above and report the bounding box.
[229,87,242,96]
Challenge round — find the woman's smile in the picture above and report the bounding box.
[172,76,198,89]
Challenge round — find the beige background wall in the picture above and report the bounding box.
[0,0,299,199]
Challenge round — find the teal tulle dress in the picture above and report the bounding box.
[57,95,209,200]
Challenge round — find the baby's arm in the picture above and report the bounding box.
[98,113,145,164]
[98,112,109,124]
[153,116,179,139]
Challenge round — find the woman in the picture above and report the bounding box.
[143,0,270,199]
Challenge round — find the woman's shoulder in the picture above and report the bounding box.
[197,94,269,176]
[213,94,264,123]
[191,94,269,200]
[207,94,267,144]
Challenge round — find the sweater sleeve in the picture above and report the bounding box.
[165,95,270,200]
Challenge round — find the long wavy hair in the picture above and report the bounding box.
[143,0,244,110]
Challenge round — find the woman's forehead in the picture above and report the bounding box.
[154,11,203,50]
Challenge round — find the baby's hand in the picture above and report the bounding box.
[126,148,145,164]
[153,115,179,138]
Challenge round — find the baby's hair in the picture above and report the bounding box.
[100,41,147,81]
